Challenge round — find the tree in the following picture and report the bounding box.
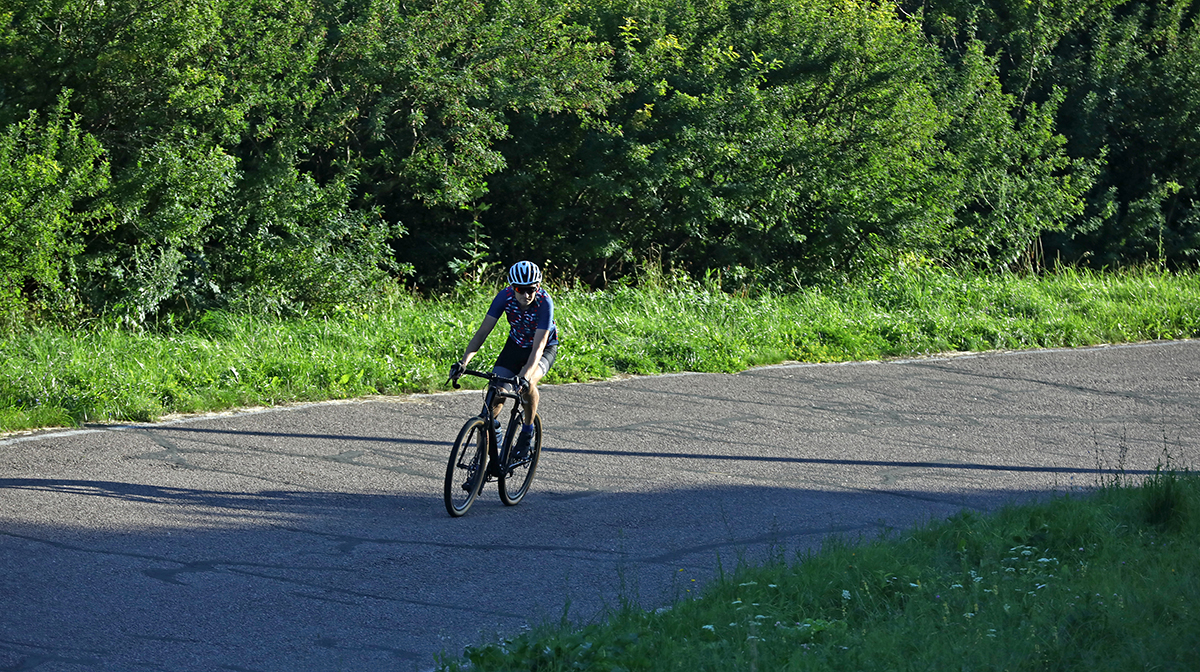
[910,0,1200,268]
[1,0,627,314]
[472,0,959,286]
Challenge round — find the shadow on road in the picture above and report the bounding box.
[98,423,454,448]
[542,446,1159,476]
[0,473,1114,671]
[1,477,387,512]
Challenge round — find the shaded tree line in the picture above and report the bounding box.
[907,0,1200,269]
[0,0,1195,324]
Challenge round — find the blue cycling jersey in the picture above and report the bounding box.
[486,286,559,348]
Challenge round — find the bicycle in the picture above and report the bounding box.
[443,368,543,517]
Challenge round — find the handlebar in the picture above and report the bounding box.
[449,368,522,392]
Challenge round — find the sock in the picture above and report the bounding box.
[522,423,534,434]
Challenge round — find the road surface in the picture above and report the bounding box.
[2,341,1198,671]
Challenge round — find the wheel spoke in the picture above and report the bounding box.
[499,415,541,506]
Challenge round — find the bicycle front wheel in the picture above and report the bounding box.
[499,414,541,506]
[444,417,488,517]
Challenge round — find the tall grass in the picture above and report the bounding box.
[441,467,1199,671]
[3,266,1199,432]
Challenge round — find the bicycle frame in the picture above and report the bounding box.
[454,369,524,466]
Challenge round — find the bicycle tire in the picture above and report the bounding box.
[444,417,488,517]
[498,414,541,506]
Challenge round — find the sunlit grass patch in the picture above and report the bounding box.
[3,267,1200,431]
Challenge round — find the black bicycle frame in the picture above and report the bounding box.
[455,369,523,465]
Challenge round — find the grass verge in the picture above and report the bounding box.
[3,266,1200,432]
[439,467,1199,671]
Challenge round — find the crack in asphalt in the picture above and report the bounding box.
[644,523,882,564]
[0,529,524,620]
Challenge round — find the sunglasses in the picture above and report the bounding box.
[513,284,539,296]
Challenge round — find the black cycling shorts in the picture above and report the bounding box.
[492,338,557,381]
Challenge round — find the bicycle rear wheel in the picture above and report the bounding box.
[444,417,488,517]
[499,414,541,506]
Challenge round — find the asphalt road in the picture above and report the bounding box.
[2,341,1199,671]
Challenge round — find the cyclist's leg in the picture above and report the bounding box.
[523,368,543,425]
[521,344,556,425]
[491,340,526,418]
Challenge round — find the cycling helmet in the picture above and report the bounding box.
[508,260,542,286]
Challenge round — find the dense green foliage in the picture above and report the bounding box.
[0,91,111,319]
[483,0,1088,285]
[911,0,1200,268]
[1,0,624,322]
[0,0,1196,324]
[440,467,1200,671]
[2,266,1197,431]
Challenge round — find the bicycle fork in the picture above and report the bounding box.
[486,420,502,478]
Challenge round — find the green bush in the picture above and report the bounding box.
[0,91,111,325]
[0,0,1195,321]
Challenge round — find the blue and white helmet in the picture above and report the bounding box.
[508,260,543,286]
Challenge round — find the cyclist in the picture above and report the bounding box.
[451,260,558,460]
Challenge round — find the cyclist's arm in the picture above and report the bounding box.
[519,328,550,381]
[460,314,499,367]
